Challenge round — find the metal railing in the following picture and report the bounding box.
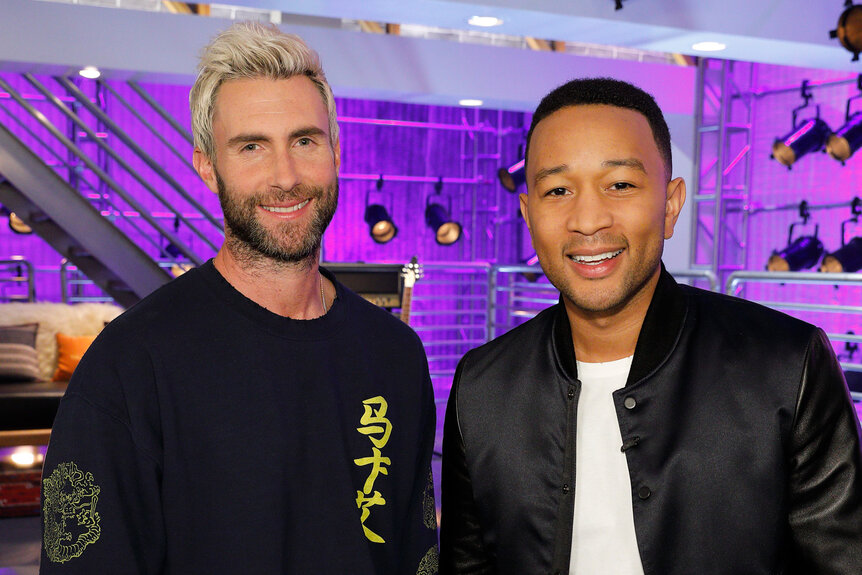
[0,257,35,302]
[726,270,862,402]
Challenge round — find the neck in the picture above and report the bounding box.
[213,244,332,319]
[565,270,659,363]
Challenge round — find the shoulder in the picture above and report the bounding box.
[680,284,820,360]
[458,303,558,377]
[339,284,426,350]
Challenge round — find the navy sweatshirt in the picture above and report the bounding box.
[40,261,439,574]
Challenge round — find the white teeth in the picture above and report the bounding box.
[570,249,623,264]
[262,199,310,213]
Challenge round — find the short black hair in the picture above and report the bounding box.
[525,77,672,181]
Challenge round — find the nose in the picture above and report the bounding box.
[270,149,300,192]
[565,190,613,236]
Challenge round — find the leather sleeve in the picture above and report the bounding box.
[439,356,495,574]
[787,328,862,573]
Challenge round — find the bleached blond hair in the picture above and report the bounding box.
[190,22,339,160]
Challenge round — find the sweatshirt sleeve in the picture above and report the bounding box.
[399,360,440,575]
[39,334,165,574]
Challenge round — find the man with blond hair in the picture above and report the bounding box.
[41,23,438,574]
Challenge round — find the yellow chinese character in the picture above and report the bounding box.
[356,490,386,543]
[357,396,392,449]
[354,448,391,494]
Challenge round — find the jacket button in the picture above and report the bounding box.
[624,396,637,409]
[567,386,575,400]
[562,483,570,494]
[638,485,651,500]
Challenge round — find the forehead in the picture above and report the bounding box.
[212,75,329,134]
[528,104,660,170]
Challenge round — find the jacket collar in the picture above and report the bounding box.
[552,264,689,385]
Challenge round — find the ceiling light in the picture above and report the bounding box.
[459,99,483,107]
[691,41,726,52]
[79,66,101,79]
[468,16,503,27]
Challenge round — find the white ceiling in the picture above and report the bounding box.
[225,0,860,72]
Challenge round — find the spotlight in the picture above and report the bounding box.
[497,159,526,192]
[830,1,862,61]
[425,178,461,246]
[767,202,825,271]
[8,212,32,234]
[364,176,397,244]
[827,75,862,164]
[821,197,862,273]
[771,81,831,169]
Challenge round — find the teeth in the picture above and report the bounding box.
[262,199,310,213]
[570,249,623,264]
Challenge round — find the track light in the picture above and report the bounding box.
[821,197,862,273]
[767,201,825,271]
[364,176,397,244]
[830,1,862,61]
[425,178,461,245]
[497,159,526,192]
[827,76,862,164]
[771,81,831,169]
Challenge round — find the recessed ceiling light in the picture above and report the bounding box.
[691,41,727,52]
[79,66,101,79]
[459,99,483,107]
[468,16,503,27]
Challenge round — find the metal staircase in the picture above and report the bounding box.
[0,73,224,306]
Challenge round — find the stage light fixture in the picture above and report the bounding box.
[425,179,461,246]
[364,176,397,244]
[830,1,862,61]
[497,159,526,192]
[771,81,831,169]
[827,76,862,164]
[821,197,862,273]
[8,212,32,235]
[767,201,825,272]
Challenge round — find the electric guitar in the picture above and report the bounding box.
[400,256,422,325]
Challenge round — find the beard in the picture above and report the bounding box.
[216,169,338,267]
[540,232,662,315]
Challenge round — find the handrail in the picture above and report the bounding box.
[55,76,223,236]
[0,258,35,302]
[0,76,199,265]
[725,270,862,296]
[128,81,194,145]
[22,74,210,261]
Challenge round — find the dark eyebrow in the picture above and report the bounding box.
[533,164,569,186]
[602,158,647,173]
[226,126,327,149]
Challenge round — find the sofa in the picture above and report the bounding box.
[0,302,123,445]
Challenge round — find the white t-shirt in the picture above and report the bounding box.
[569,356,644,575]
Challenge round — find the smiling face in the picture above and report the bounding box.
[194,75,340,266]
[520,104,685,319]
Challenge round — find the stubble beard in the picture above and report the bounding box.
[216,170,338,270]
[540,234,663,316]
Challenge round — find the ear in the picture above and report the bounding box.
[193,148,218,194]
[663,177,687,239]
[519,192,531,234]
[332,139,341,172]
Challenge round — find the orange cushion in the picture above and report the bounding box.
[52,333,97,382]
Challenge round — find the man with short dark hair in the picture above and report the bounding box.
[440,77,862,574]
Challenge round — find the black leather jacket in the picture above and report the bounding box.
[441,268,862,574]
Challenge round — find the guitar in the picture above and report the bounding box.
[400,256,422,325]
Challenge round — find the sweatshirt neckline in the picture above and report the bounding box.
[198,259,348,340]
